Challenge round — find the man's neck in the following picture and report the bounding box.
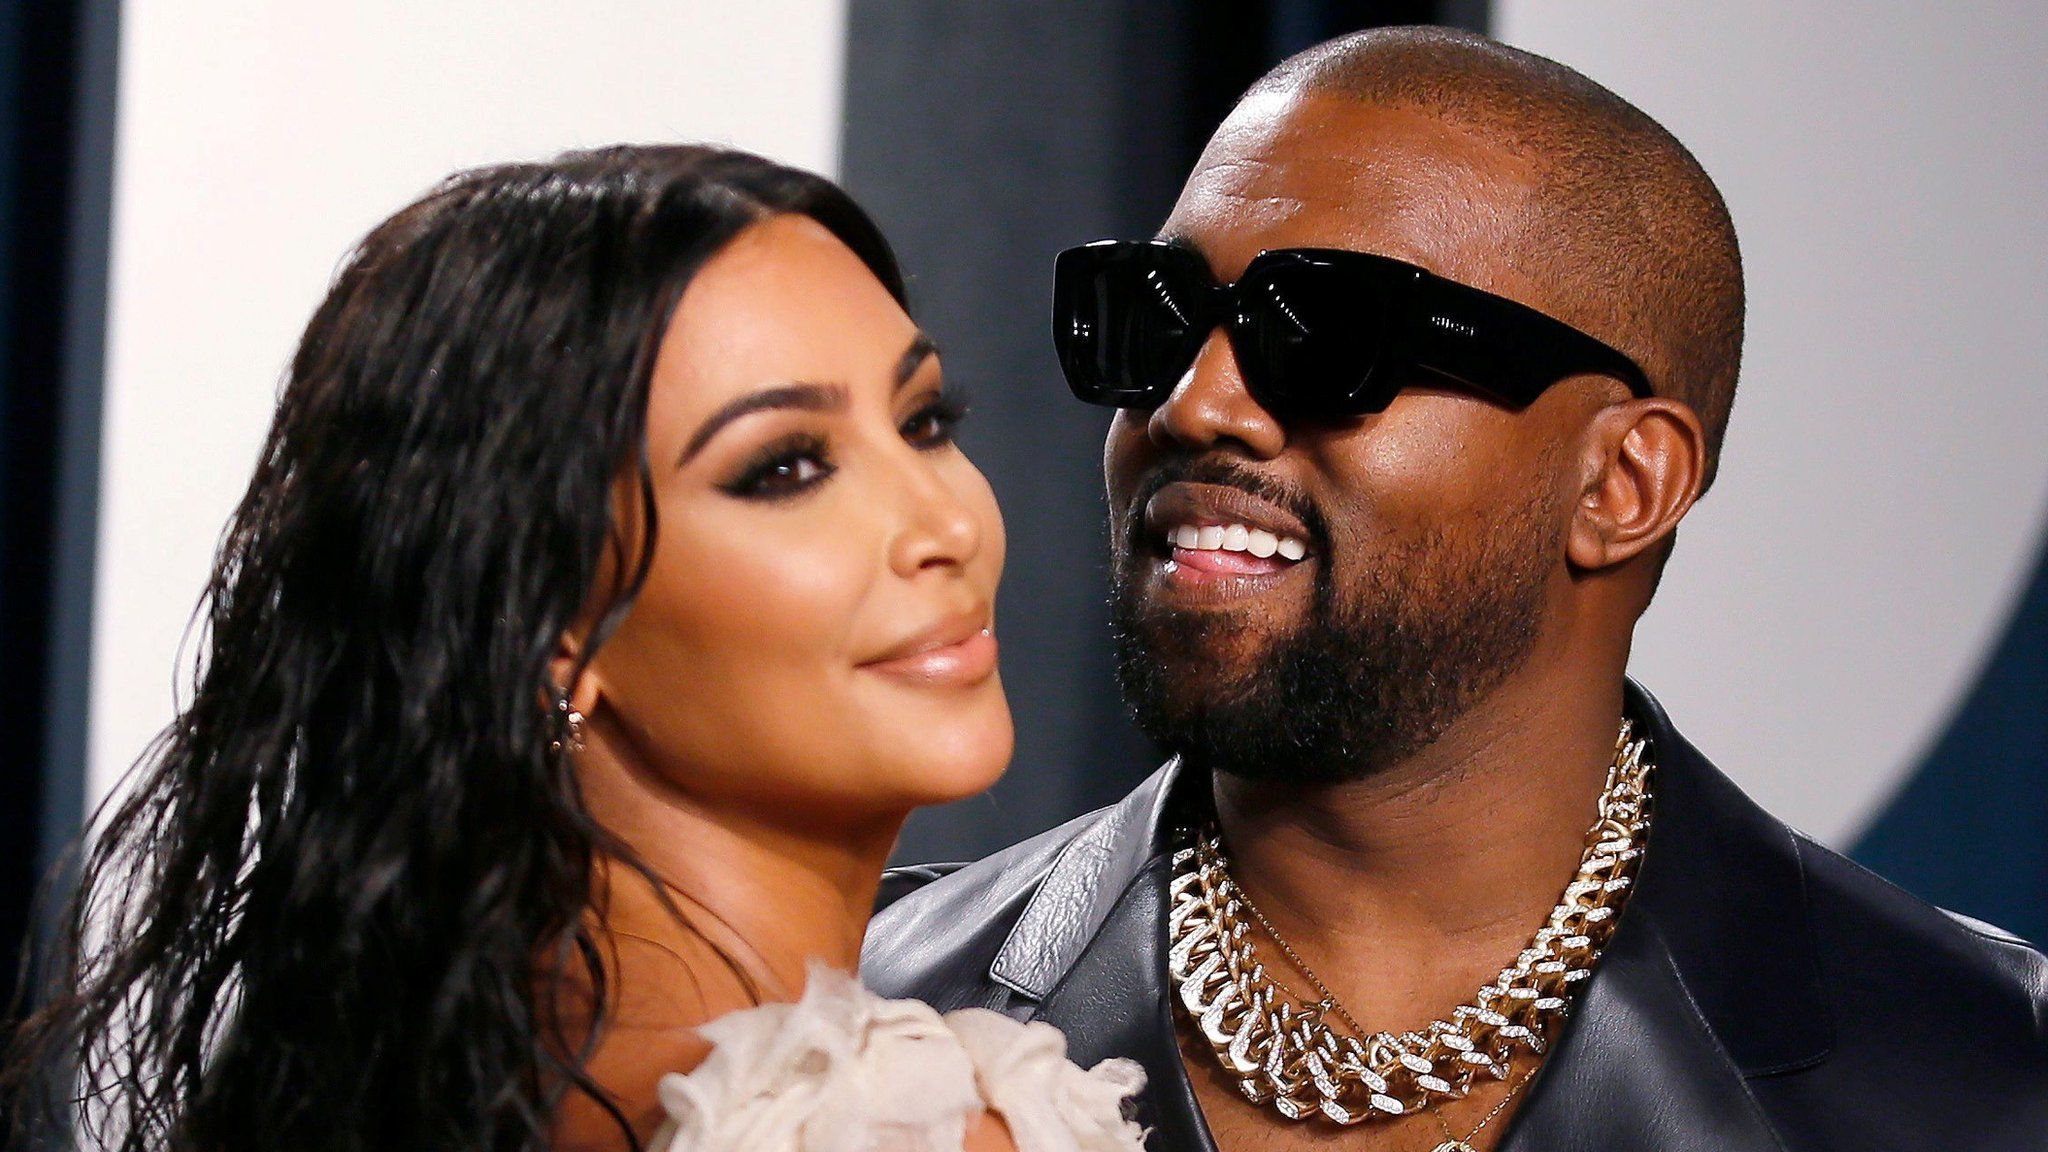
[1207,667,1628,1022]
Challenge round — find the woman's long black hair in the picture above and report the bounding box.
[5,144,905,1152]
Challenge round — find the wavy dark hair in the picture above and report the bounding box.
[5,144,905,1152]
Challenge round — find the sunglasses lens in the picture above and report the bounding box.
[1054,245,1209,408]
[1234,258,1394,417]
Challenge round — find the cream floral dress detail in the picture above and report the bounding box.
[651,966,1147,1152]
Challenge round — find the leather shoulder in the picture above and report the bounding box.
[1747,833,2048,1146]
[1795,832,2048,1036]
[1624,682,2048,1144]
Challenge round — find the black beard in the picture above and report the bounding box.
[1110,476,1557,785]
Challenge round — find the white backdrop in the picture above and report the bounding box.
[87,1,850,805]
[1497,4,2048,842]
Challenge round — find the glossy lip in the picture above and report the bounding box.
[858,610,999,686]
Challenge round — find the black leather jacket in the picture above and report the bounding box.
[863,683,2048,1150]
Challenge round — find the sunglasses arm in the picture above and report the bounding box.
[1406,275,1652,407]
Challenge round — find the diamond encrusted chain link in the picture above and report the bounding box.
[1168,720,1653,1125]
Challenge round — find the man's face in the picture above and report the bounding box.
[1106,91,1598,782]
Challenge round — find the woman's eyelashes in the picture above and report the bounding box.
[717,388,969,502]
[901,387,970,450]
[722,431,834,500]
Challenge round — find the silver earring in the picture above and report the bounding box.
[548,696,586,756]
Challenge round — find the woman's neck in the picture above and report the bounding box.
[575,731,903,1003]
[553,733,907,1148]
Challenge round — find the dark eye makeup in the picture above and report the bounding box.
[717,385,972,503]
[721,431,834,500]
[900,386,971,450]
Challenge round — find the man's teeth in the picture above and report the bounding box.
[1169,523,1308,562]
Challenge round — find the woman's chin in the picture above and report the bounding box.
[921,743,1015,808]
[883,697,1015,809]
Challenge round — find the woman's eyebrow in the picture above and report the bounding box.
[677,382,848,466]
[894,333,939,391]
[676,334,935,467]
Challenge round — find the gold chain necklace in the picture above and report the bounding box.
[1168,720,1652,1126]
[1430,1060,1536,1152]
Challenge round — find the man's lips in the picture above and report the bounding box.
[1142,481,1315,583]
[1173,545,1292,578]
[858,613,998,686]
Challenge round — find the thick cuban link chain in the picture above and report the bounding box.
[1167,721,1652,1125]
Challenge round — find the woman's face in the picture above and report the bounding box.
[582,213,1010,824]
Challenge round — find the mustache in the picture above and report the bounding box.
[1120,453,1330,555]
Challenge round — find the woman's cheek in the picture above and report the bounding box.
[677,506,873,670]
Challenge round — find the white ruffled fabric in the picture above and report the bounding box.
[653,967,1146,1152]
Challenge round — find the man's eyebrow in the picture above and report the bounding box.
[894,333,939,390]
[677,383,848,466]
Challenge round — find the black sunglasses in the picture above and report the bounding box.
[1052,239,1651,419]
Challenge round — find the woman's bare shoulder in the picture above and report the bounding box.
[962,1110,1019,1152]
[554,871,760,1148]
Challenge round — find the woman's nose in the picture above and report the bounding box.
[887,455,984,579]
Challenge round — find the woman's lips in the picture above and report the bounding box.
[859,626,998,686]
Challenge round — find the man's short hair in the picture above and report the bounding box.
[1254,27,1745,488]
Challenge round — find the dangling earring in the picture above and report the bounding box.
[548,694,586,756]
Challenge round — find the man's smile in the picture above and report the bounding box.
[1138,479,1318,603]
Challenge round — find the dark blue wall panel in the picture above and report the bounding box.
[1855,527,2048,942]
[0,0,118,1049]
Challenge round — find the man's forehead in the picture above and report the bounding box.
[1161,91,1541,294]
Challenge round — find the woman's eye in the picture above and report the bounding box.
[723,435,835,500]
[901,391,970,450]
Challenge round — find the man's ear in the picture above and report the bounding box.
[1567,398,1707,573]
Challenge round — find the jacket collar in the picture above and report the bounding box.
[1496,909,1792,1151]
[1618,681,1833,1076]
[998,681,1831,1149]
[1026,856,1217,1152]
[988,755,1184,1000]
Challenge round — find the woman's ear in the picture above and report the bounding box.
[550,634,604,718]
[1567,397,1707,574]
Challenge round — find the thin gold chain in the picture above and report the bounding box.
[1235,888,1370,1038]
[1431,1059,1536,1148]
[1238,875,1537,1146]
[1224,718,1649,1047]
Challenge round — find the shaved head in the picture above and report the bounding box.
[1107,28,1741,779]
[1253,27,1744,487]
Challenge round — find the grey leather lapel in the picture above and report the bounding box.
[1499,912,1789,1152]
[991,758,1184,1000]
[1028,856,1219,1152]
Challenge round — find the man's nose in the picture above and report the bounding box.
[1145,328,1287,459]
